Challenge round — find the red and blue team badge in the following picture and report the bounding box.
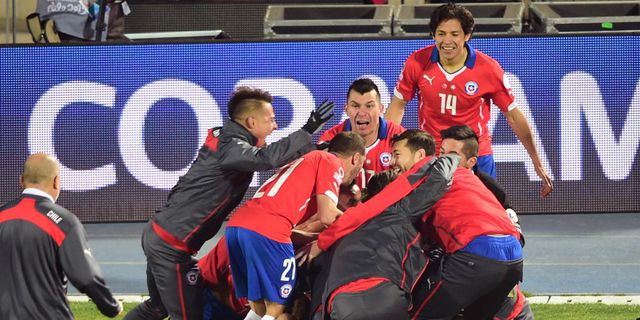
[465,81,479,95]
[379,152,392,167]
[280,284,293,299]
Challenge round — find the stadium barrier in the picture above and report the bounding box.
[394,3,525,36]
[264,4,394,38]
[529,1,640,33]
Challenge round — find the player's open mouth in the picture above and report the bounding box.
[440,45,456,52]
[355,120,370,128]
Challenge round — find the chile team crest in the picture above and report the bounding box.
[380,152,392,167]
[465,81,479,95]
[280,284,293,298]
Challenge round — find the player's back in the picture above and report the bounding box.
[227,150,343,243]
[0,196,76,320]
[425,167,519,252]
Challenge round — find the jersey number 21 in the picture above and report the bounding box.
[253,158,305,199]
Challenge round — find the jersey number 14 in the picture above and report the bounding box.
[439,93,457,115]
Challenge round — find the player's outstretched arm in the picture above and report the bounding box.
[218,100,335,172]
[384,96,408,124]
[504,107,553,198]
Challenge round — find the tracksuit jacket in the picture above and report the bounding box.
[0,191,120,319]
[151,120,316,253]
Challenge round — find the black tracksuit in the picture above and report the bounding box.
[125,120,316,320]
[0,191,120,320]
[310,155,459,320]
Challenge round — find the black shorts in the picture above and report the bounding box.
[411,251,523,320]
[330,281,409,320]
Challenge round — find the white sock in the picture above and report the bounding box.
[261,315,276,320]
[244,310,261,320]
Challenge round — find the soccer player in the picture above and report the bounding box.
[319,78,405,190]
[304,130,459,320]
[401,145,523,319]
[225,132,366,320]
[385,3,553,197]
[198,223,325,320]
[440,125,533,320]
[125,87,336,320]
[0,153,122,319]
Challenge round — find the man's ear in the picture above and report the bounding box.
[467,156,478,168]
[416,148,427,161]
[245,116,256,130]
[19,175,25,188]
[352,152,362,165]
[53,175,60,191]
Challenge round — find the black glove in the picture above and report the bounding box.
[302,99,335,135]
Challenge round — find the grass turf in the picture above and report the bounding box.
[69,302,640,320]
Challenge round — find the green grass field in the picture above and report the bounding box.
[70,302,640,320]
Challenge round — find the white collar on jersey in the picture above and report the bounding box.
[23,188,56,203]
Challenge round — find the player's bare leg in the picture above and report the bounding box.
[264,300,286,319]
[248,300,266,317]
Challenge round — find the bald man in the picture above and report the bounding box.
[0,153,122,320]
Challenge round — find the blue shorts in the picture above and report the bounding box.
[226,227,296,305]
[475,154,497,179]
[460,235,523,261]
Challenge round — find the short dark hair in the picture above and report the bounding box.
[328,132,366,158]
[362,170,398,202]
[347,78,381,102]
[429,3,475,36]
[227,86,273,121]
[391,129,436,156]
[440,125,479,159]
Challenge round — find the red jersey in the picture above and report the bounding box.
[319,118,405,189]
[197,236,249,316]
[227,150,343,243]
[420,167,519,253]
[394,43,516,156]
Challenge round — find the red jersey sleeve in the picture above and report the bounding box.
[486,58,516,113]
[394,48,430,103]
[315,155,343,204]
